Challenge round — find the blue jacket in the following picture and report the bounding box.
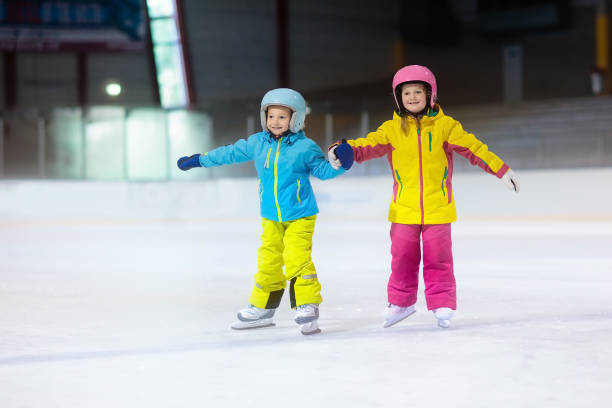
[199,130,344,222]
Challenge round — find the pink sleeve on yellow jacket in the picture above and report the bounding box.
[347,124,394,163]
[446,119,509,178]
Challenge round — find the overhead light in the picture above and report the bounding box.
[105,82,122,97]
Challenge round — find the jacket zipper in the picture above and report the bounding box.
[417,121,424,224]
[273,137,283,222]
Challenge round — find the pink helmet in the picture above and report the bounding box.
[392,65,437,111]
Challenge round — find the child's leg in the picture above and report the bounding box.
[422,223,456,310]
[282,215,321,308]
[249,218,287,309]
[388,223,422,306]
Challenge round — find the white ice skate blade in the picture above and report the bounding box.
[437,319,451,328]
[301,328,322,335]
[231,318,275,330]
[383,308,416,328]
[300,321,321,335]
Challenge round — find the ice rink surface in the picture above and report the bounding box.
[1,169,612,407]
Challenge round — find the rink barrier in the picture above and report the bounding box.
[1,168,612,223]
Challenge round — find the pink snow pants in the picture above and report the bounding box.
[388,223,456,310]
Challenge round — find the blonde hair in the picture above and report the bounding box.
[400,115,417,136]
[400,116,409,134]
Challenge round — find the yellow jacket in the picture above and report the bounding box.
[347,108,509,224]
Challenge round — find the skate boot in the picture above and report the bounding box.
[432,307,454,328]
[383,303,416,328]
[231,305,275,330]
[295,304,321,335]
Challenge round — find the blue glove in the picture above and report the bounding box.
[334,140,354,170]
[177,154,202,171]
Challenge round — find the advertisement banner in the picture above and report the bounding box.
[0,0,145,51]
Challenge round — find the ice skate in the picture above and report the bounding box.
[294,303,319,324]
[231,305,275,330]
[432,307,454,328]
[300,320,321,335]
[295,304,321,335]
[383,303,416,328]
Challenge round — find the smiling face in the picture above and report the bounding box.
[266,105,292,137]
[400,83,427,114]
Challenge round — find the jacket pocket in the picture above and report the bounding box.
[441,167,448,197]
[394,170,403,202]
[264,147,272,169]
[259,179,263,199]
[296,179,302,204]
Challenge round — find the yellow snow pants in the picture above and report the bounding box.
[249,215,322,309]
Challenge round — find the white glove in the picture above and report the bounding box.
[327,146,342,170]
[502,169,520,193]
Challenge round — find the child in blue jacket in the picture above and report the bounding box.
[177,88,353,335]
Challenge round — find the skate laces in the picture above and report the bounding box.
[242,305,266,318]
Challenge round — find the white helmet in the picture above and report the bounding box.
[260,88,307,133]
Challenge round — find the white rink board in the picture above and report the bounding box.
[1,167,612,222]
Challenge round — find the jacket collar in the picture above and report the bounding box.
[393,106,443,124]
[264,130,304,145]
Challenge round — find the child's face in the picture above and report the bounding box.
[401,83,427,114]
[266,106,292,136]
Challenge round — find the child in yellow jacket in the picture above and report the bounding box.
[329,65,520,328]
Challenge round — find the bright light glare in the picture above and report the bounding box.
[105,83,122,97]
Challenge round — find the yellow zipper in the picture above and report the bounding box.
[273,137,283,222]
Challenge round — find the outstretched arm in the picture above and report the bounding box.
[345,124,394,163]
[446,119,519,193]
[200,138,254,167]
[177,137,255,171]
[447,120,508,177]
